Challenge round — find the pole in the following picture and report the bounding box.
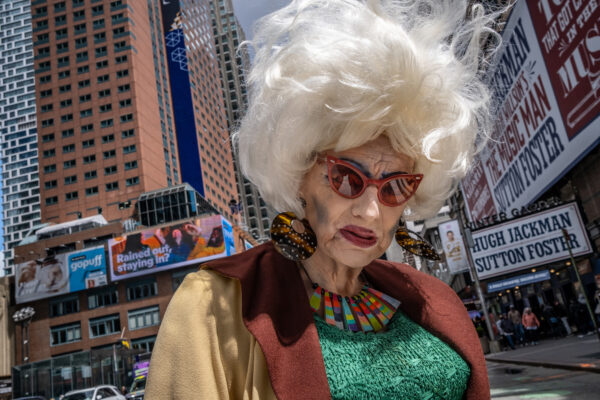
[561,229,600,341]
[454,203,499,352]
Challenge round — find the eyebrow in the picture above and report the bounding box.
[340,157,410,178]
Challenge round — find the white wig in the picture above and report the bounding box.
[235,0,501,219]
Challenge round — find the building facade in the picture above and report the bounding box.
[209,0,274,242]
[0,0,41,275]
[32,0,181,226]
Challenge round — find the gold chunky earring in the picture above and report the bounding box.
[270,211,317,261]
[395,222,440,261]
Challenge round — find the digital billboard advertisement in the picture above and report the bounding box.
[16,246,107,304]
[471,203,591,280]
[108,215,235,281]
[461,0,600,222]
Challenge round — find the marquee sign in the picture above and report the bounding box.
[472,202,591,280]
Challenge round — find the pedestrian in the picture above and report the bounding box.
[121,385,128,395]
[144,1,501,399]
[507,305,524,345]
[542,303,562,339]
[553,300,571,336]
[499,314,516,350]
[570,297,591,337]
[522,307,540,345]
[595,288,600,330]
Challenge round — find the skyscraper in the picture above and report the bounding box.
[160,0,239,221]
[32,0,181,225]
[210,0,275,241]
[0,0,41,275]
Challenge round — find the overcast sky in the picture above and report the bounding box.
[231,0,290,39]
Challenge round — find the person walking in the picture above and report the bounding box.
[522,307,540,345]
[499,314,516,350]
[507,305,524,345]
[553,300,571,336]
[542,304,562,339]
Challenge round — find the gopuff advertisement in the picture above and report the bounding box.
[108,215,235,281]
[16,246,107,304]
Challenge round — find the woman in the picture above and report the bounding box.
[522,307,540,345]
[146,0,499,399]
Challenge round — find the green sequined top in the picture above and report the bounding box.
[314,311,470,400]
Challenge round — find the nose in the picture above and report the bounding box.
[351,185,381,220]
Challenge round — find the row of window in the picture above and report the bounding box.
[41,112,133,129]
[38,69,129,87]
[42,142,135,158]
[37,54,128,75]
[45,177,139,204]
[50,305,160,346]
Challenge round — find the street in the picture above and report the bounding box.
[488,362,600,399]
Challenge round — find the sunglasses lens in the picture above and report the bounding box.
[330,163,364,198]
[380,176,419,206]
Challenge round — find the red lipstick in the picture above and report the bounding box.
[339,225,377,248]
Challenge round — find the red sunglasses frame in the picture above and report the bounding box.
[322,155,423,207]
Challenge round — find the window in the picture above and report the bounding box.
[59,84,71,93]
[83,139,95,148]
[96,60,108,69]
[92,4,104,15]
[39,60,51,70]
[97,74,109,83]
[126,279,157,301]
[99,89,111,98]
[123,144,136,154]
[128,306,160,331]
[60,99,72,108]
[50,323,81,346]
[99,104,112,113]
[105,181,119,191]
[121,129,134,138]
[94,32,106,43]
[65,191,78,201]
[39,75,51,84]
[86,186,99,196]
[95,46,107,57]
[104,166,117,175]
[83,155,96,164]
[119,98,131,108]
[89,314,120,338]
[57,56,69,66]
[44,164,57,173]
[37,47,50,58]
[62,144,75,154]
[78,79,91,88]
[132,336,156,353]
[58,70,70,79]
[61,114,74,123]
[74,23,86,34]
[40,89,52,98]
[49,295,79,317]
[40,104,53,112]
[56,42,69,53]
[77,65,90,74]
[115,55,127,64]
[46,196,58,205]
[102,134,115,143]
[44,180,57,189]
[73,9,85,20]
[64,159,76,169]
[172,269,197,292]
[62,128,74,138]
[117,84,130,93]
[101,119,114,128]
[76,51,88,62]
[80,109,93,118]
[84,170,97,180]
[79,94,92,103]
[116,69,129,78]
[64,175,77,185]
[120,114,133,123]
[42,134,55,143]
[42,149,55,158]
[75,37,87,48]
[88,287,118,309]
[124,160,138,170]
[55,14,67,25]
[126,177,140,187]
[93,19,105,30]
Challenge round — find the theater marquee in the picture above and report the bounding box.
[471,202,591,280]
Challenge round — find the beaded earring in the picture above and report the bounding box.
[395,221,441,261]
[270,211,317,261]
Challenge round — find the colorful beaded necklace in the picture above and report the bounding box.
[300,264,401,333]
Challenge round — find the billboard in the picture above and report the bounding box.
[472,202,592,280]
[462,0,600,222]
[108,215,234,281]
[16,246,107,304]
[437,220,469,274]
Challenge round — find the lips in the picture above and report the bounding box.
[339,225,377,248]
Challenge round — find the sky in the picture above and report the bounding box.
[231,0,290,39]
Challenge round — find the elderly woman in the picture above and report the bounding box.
[146,0,498,399]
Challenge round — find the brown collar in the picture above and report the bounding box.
[205,242,489,400]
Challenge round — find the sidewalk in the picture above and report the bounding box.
[485,334,600,373]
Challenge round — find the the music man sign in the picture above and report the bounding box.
[472,202,591,280]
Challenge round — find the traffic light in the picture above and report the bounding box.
[121,339,130,349]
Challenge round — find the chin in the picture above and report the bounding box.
[330,247,382,268]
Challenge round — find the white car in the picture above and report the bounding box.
[62,385,125,400]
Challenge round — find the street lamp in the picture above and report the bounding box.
[12,307,35,364]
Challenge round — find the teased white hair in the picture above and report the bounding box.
[235,0,501,219]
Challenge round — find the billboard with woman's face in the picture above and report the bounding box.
[108,215,234,281]
[15,246,107,304]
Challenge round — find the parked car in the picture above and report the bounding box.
[14,397,47,400]
[62,385,125,400]
[125,375,146,400]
